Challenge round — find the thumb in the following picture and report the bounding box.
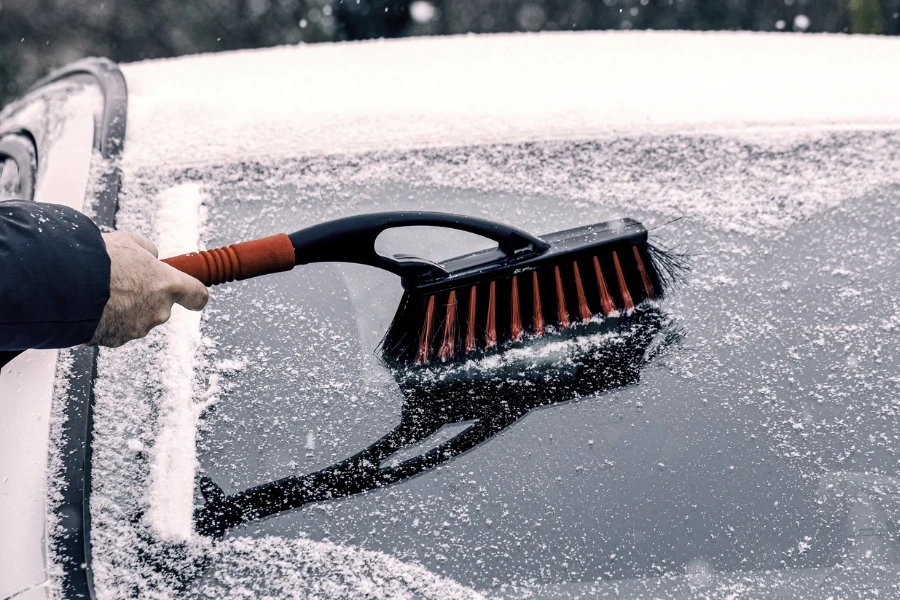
[170,268,210,311]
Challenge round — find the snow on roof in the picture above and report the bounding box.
[120,31,900,168]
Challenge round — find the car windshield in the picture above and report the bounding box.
[79,131,900,599]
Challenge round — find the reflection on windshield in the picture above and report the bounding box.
[194,306,679,536]
[530,472,900,599]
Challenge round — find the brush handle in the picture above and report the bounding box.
[289,212,551,283]
[162,212,550,287]
[161,233,295,286]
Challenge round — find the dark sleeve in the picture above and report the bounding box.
[0,201,110,351]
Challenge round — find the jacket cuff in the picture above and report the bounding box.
[0,201,110,350]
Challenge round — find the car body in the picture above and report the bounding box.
[2,31,900,599]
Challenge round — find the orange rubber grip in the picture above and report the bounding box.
[161,233,296,287]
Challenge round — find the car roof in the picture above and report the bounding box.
[120,31,900,168]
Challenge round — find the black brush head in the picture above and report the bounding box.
[378,218,687,369]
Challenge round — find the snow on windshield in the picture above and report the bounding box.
[74,130,900,598]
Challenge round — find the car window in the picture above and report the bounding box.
[83,132,900,599]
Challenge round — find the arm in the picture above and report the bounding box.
[0,201,110,351]
[0,201,208,353]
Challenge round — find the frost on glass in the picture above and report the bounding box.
[83,132,900,598]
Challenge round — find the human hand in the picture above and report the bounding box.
[89,232,209,347]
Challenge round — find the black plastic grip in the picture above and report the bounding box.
[288,212,550,283]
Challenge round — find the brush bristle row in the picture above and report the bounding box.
[381,241,684,366]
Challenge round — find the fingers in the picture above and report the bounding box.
[167,267,210,311]
[93,230,212,348]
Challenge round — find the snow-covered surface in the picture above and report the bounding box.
[120,31,900,168]
[0,82,101,599]
[146,183,208,541]
[194,536,486,599]
[0,350,57,598]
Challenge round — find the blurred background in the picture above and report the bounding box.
[2,0,899,107]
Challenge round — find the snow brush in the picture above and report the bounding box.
[161,212,685,367]
[161,212,686,536]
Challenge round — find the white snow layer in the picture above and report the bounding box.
[120,31,900,168]
[198,536,487,600]
[146,183,207,541]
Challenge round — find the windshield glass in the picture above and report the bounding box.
[80,131,900,599]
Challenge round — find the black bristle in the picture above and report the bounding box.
[644,241,689,297]
[379,292,417,364]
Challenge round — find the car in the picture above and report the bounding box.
[2,30,900,600]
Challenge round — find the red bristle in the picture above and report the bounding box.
[417,296,436,364]
[438,290,457,361]
[573,261,591,322]
[510,276,523,341]
[633,245,654,298]
[593,256,615,315]
[554,266,569,329]
[612,251,634,311]
[485,281,497,348]
[532,271,544,337]
[466,285,477,353]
